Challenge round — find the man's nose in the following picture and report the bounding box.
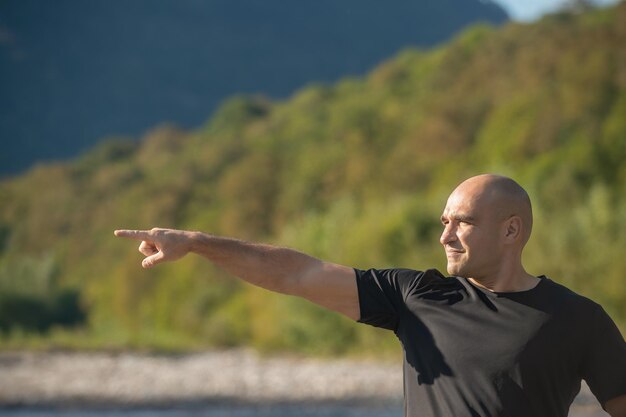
[440,224,457,246]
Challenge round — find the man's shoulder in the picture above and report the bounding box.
[355,267,452,292]
[539,276,603,313]
[357,267,447,280]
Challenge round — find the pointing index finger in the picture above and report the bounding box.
[114,229,152,240]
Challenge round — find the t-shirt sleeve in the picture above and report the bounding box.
[581,304,626,407]
[354,268,427,331]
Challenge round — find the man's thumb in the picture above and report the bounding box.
[142,251,165,269]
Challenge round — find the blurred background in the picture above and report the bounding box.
[0,0,624,416]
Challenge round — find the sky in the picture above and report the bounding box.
[490,0,621,21]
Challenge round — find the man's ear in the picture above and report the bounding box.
[503,215,523,242]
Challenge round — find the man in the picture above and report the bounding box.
[115,174,626,416]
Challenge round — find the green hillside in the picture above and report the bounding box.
[1,3,625,354]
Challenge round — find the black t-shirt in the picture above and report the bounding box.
[355,268,626,417]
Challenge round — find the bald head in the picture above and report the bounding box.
[451,174,533,245]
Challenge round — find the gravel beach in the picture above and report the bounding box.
[0,350,608,416]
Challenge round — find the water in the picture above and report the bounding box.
[0,405,402,417]
[0,404,608,417]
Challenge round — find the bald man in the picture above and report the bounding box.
[115,174,626,417]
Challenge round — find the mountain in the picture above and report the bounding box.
[0,2,624,353]
[0,0,508,177]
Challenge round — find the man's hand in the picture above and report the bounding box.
[606,394,626,417]
[114,228,196,268]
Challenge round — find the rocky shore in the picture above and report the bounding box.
[0,350,401,408]
[0,350,608,416]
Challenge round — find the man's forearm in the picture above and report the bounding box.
[187,231,321,295]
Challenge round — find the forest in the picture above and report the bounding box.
[1,3,625,355]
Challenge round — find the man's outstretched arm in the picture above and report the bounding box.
[114,228,360,320]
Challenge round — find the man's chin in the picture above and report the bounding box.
[446,263,466,277]
[446,265,458,276]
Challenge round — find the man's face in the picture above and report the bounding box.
[439,187,505,279]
